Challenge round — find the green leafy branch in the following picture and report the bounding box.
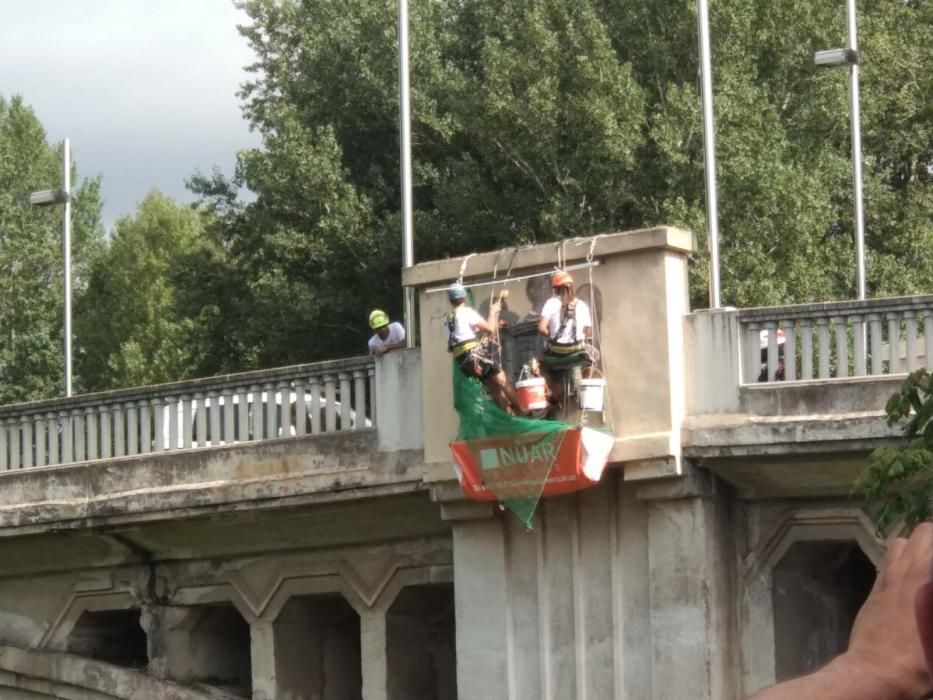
[854,369,933,535]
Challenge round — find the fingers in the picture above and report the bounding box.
[903,522,933,587]
[877,536,909,592]
[879,523,933,594]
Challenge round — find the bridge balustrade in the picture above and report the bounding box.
[739,296,933,383]
[0,356,375,471]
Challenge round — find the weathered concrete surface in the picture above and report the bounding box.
[408,227,695,479]
[375,349,423,452]
[0,430,425,535]
[0,645,238,699]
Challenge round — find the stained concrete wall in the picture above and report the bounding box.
[446,471,737,700]
[403,227,695,478]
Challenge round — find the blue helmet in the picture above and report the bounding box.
[447,283,467,301]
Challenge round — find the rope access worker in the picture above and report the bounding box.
[446,283,523,414]
[537,270,594,404]
[368,309,406,356]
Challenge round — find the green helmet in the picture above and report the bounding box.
[369,309,390,330]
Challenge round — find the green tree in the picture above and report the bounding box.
[188,0,932,370]
[74,191,205,390]
[0,95,104,402]
[854,369,933,535]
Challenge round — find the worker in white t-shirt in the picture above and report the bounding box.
[445,283,522,414]
[536,270,593,403]
[368,309,406,356]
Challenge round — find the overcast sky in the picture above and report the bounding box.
[0,0,262,232]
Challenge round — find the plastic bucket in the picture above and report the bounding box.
[515,377,548,412]
[578,378,605,412]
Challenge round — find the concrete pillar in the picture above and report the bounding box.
[639,471,737,700]
[450,512,509,700]
[250,620,277,700]
[360,610,388,700]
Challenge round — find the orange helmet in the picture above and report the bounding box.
[551,270,574,288]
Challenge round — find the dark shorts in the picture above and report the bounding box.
[455,348,500,381]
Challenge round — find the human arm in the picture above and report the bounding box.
[749,522,933,700]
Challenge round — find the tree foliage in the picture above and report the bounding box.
[178,0,933,373]
[854,369,933,535]
[74,191,206,390]
[0,96,104,402]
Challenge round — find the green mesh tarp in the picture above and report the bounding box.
[452,367,572,528]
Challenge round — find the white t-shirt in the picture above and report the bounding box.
[369,321,406,353]
[541,297,592,343]
[445,306,485,345]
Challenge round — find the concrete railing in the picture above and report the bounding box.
[739,296,933,383]
[0,357,375,471]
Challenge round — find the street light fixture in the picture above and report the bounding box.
[29,138,73,397]
[815,0,866,301]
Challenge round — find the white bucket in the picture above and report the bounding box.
[578,378,605,412]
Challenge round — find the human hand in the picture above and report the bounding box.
[375,346,388,356]
[845,522,933,699]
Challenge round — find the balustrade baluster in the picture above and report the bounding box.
[112,404,124,458]
[61,409,73,463]
[888,312,902,374]
[34,414,46,466]
[181,394,193,449]
[799,320,813,380]
[783,321,797,381]
[221,390,234,445]
[73,408,85,462]
[294,379,307,437]
[905,311,918,372]
[195,392,207,447]
[207,391,221,446]
[49,411,61,464]
[139,400,150,454]
[263,382,277,439]
[852,315,866,377]
[868,313,883,375]
[832,317,849,378]
[250,385,263,441]
[310,377,322,434]
[126,402,138,456]
[816,318,831,379]
[236,387,249,443]
[8,418,20,469]
[20,416,32,468]
[367,366,376,425]
[745,322,761,383]
[153,399,165,451]
[86,407,98,461]
[924,311,933,370]
[276,381,290,438]
[353,370,366,429]
[323,374,337,433]
[339,372,352,429]
[0,420,7,470]
[169,397,180,450]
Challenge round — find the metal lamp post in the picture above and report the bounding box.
[29,138,72,397]
[398,0,416,347]
[815,0,866,301]
[697,0,722,309]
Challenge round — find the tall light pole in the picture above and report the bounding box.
[398,0,416,347]
[697,0,722,309]
[815,0,866,300]
[29,138,72,397]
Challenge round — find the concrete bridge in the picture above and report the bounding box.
[0,227,930,699]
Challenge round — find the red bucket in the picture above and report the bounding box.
[515,377,547,412]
